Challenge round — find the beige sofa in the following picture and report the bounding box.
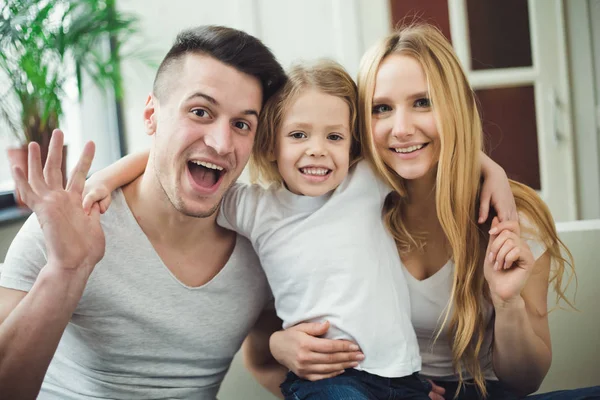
[1,221,598,399]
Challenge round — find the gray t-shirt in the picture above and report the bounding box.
[0,189,271,400]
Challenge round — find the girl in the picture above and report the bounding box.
[269,24,597,400]
[83,59,514,399]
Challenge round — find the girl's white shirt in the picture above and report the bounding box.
[218,160,421,378]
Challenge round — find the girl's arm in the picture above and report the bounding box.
[479,152,517,223]
[486,219,552,395]
[82,150,149,213]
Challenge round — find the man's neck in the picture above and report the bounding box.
[122,171,221,248]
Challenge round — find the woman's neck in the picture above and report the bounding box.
[403,170,445,235]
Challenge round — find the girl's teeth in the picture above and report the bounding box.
[394,144,425,153]
[301,168,329,176]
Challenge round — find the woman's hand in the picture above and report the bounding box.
[484,217,536,307]
[269,321,364,381]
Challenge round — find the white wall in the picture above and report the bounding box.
[116,0,391,163]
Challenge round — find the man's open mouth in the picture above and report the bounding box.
[188,160,226,189]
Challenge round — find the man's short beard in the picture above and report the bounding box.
[178,201,220,219]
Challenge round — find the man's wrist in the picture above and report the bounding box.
[38,262,92,296]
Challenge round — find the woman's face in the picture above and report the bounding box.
[371,54,440,182]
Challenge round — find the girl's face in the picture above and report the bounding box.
[274,88,352,197]
[371,54,440,183]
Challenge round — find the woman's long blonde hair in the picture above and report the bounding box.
[357,24,575,397]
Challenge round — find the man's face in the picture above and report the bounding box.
[146,54,262,218]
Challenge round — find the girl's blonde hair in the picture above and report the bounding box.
[357,24,575,397]
[250,59,361,185]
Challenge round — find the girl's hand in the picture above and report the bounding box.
[269,321,364,381]
[479,155,518,223]
[484,217,536,307]
[82,180,112,215]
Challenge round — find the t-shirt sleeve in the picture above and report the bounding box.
[519,213,547,261]
[217,183,262,238]
[0,214,48,292]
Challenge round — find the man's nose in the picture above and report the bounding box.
[204,120,234,155]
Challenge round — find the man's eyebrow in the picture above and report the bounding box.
[185,92,219,105]
[185,92,258,119]
[242,109,259,119]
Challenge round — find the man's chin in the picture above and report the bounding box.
[177,201,221,219]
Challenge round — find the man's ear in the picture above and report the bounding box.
[143,93,158,136]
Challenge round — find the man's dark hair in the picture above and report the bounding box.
[153,25,286,105]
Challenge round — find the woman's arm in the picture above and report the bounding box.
[486,219,552,395]
[82,150,149,213]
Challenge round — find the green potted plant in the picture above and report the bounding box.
[0,0,144,202]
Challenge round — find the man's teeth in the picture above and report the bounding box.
[191,160,224,171]
[394,144,425,153]
[300,167,329,176]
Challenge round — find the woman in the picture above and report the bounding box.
[269,24,596,399]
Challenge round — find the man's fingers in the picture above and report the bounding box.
[12,166,38,208]
[44,130,65,189]
[27,142,48,194]
[66,141,96,194]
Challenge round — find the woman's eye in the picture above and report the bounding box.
[290,132,307,139]
[328,133,343,141]
[414,98,431,108]
[191,109,210,118]
[372,104,391,114]
[234,121,250,131]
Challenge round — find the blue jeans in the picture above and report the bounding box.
[280,369,431,400]
[433,380,600,400]
[432,380,519,400]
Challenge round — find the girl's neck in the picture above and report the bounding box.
[403,169,441,231]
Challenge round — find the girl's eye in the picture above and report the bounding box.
[372,104,392,114]
[328,133,343,141]
[414,98,431,108]
[191,108,210,118]
[234,121,250,131]
[290,132,307,139]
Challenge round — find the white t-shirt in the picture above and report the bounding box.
[218,160,421,378]
[402,217,547,381]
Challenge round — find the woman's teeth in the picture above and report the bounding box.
[394,144,425,153]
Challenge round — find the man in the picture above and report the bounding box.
[0,26,289,399]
